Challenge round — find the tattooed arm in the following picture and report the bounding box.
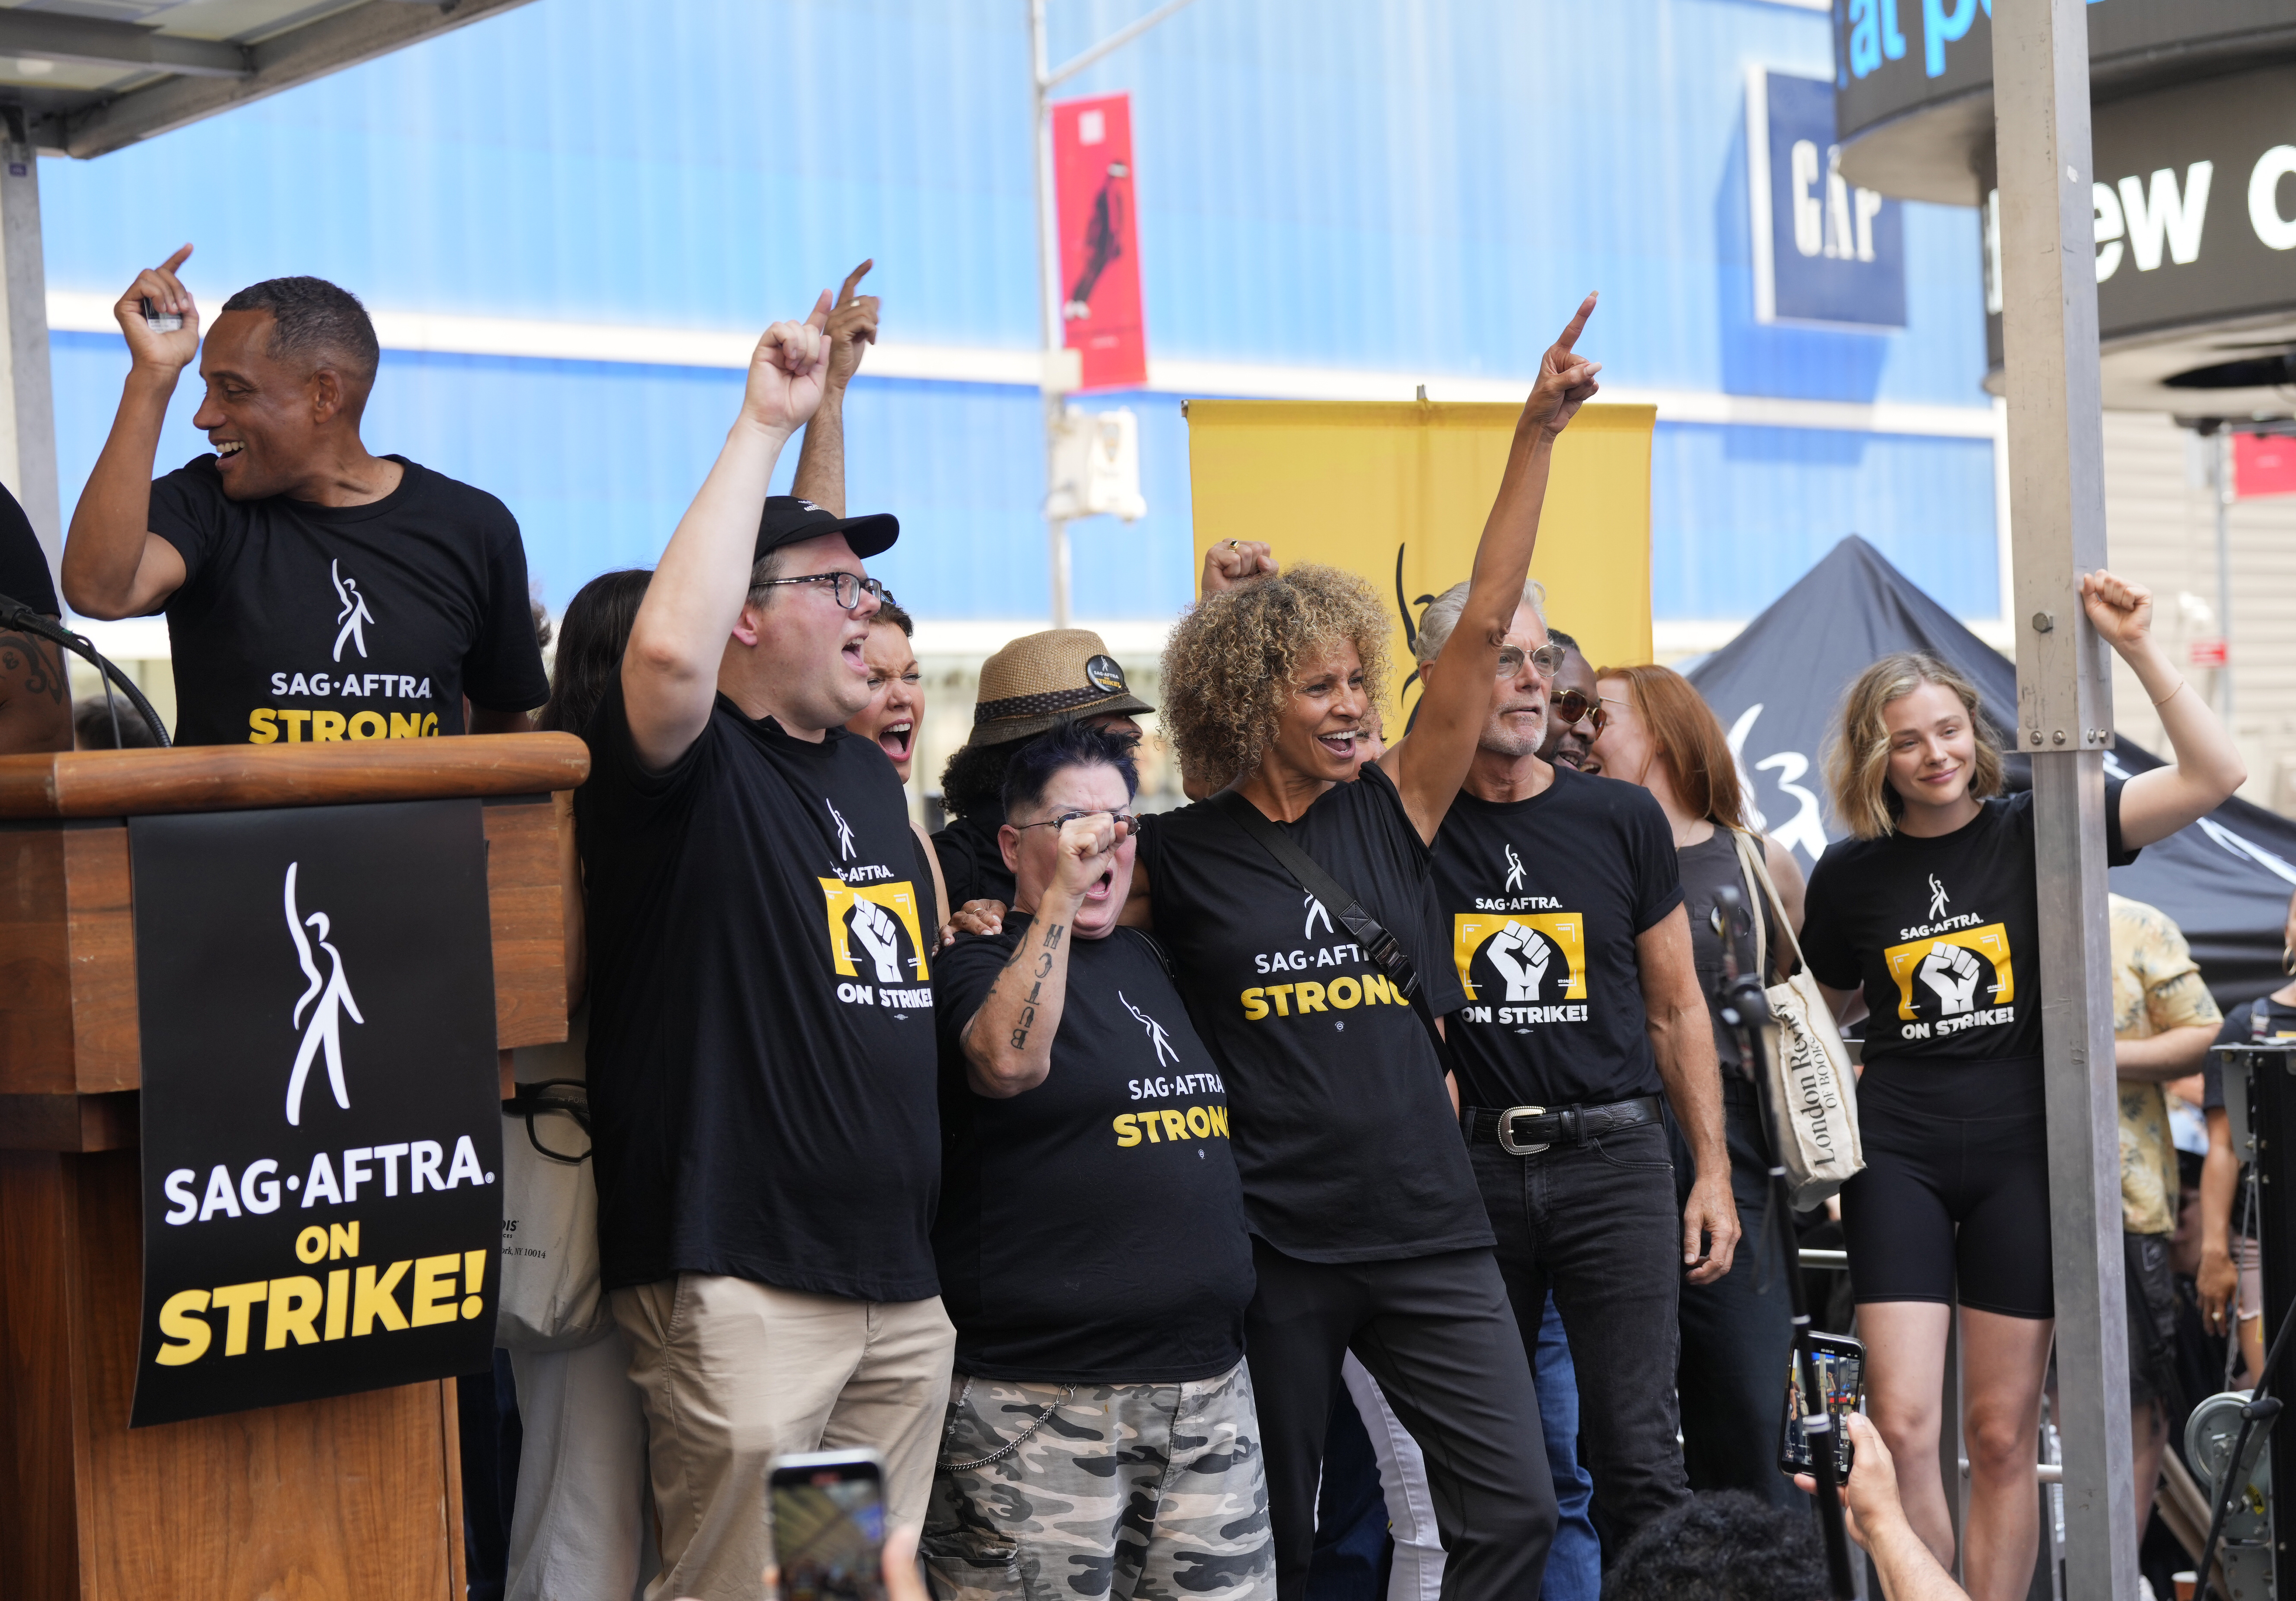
[958,810,1123,1098]
[0,626,72,754]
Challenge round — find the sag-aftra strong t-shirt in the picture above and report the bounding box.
[149,454,548,746]
[578,686,940,1302]
[1135,764,1489,1264]
[934,919,1254,1383]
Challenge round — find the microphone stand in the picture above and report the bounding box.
[0,590,170,749]
[1711,882,1856,1599]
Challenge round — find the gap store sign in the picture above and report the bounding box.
[1747,68,1906,329]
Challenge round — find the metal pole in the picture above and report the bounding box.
[2215,428,2234,726]
[1991,5,2137,1599]
[0,107,59,579]
[1030,0,1073,629]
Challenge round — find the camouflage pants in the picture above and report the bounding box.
[920,1360,1275,1601]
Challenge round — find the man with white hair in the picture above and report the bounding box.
[1415,580,1736,1555]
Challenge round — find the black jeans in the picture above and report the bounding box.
[1246,1239,1557,1601]
[1670,1081,1798,1504]
[1471,1118,1691,1554]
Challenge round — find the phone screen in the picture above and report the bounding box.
[771,1459,886,1601]
[1778,1337,1863,1478]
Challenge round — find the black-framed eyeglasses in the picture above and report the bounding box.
[1012,809,1141,836]
[507,1079,592,1164]
[751,571,890,612]
[1495,643,1570,679]
[1549,689,1610,734]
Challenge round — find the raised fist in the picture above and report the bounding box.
[2080,568,2154,654]
[1918,942,1982,1016]
[849,899,905,983]
[1485,920,1552,1003]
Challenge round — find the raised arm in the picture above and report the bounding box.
[2086,570,2246,846]
[621,308,828,769]
[959,813,1123,1097]
[790,261,878,516]
[62,245,199,620]
[1384,294,1600,843]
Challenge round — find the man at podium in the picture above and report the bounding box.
[58,246,548,745]
[578,299,954,1598]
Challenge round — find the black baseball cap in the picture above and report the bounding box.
[755,495,899,562]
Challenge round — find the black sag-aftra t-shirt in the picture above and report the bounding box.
[1799,784,2136,1067]
[149,454,549,746]
[932,806,1016,913]
[1134,762,1489,1264]
[0,481,58,615]
[1431,767,1685,1108]
[577,684,940,1302]
[932,919,1254,1383]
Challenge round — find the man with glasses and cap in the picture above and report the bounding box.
[576,301,955,1599]
[1413,585,1736,1557]
[932,628,1155,913]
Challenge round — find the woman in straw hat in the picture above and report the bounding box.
[1121,295,1601,1600]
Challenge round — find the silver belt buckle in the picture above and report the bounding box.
[1497,1104,1550,1156]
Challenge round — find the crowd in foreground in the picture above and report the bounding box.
[0,250,2260,1601]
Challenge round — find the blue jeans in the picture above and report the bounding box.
[1533,1292,1600,1601]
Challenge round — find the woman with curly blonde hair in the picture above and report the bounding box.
[1797,588,2244,1601]
[1126,297,1602,1600]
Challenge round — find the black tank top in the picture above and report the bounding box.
[1677,829,1780,1070]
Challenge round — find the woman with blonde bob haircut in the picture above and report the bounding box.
[1795,578,2245,1601]
[1127,296,1604,1600]
[1589,662,1809,1504]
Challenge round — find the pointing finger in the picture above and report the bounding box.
[160,242,194,275]
[837,259,874,305]
[1553,291,1598,354]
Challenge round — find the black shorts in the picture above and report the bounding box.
[1838,1058,2053,1320]
[2125,1230,2180,1407]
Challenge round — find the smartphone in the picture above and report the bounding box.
[1778,1332,1864,1479]
[769,1448,886,1601]
[139,295,183,333]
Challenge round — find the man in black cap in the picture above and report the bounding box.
[577,299,954,1598]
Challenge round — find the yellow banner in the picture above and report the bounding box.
[1186,400,1655,733]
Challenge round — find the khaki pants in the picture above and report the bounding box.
[612,1273,957,1601]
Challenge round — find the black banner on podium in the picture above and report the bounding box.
[128,799,503,1428]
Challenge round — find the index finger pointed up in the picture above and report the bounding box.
[1552,291,1598,355]
[160,242,195,275]
[836,259,874,306]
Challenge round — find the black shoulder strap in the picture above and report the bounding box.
[1122,924,1178,981]
[1208,790,1456,1071]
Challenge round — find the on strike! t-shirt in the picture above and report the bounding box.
[933,919,1254,1382]
[578,684,940,1301]
[1800,784,2136,1066]
[0,481,58,615]
[1134,762,1489,1264]
[1431,767,1685,1108]
[149,454,548,746]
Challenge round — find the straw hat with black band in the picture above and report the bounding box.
[962,629,1155,748]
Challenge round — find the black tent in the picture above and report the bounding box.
[1686,535,2296,1009]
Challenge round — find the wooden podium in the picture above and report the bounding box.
[0,735,588,1601]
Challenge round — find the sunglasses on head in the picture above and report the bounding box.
[1549,689,1609,733]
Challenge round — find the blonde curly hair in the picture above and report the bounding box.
[1160,563,1391,787]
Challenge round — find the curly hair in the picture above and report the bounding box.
[1604,1491,1829,1601]
[1160,563,1391,785]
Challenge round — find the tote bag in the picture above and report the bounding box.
[497,1004,614,1351]
[1731,830,1865,1208]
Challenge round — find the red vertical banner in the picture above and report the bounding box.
[1053,93,1147,391]
[2236,432,2296,498]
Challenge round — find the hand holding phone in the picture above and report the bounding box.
[1778,1331,1863,1480]
[770,1449,886,1601]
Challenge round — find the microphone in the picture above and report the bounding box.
[0,590,172,749]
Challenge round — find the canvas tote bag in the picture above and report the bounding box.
[1729,829,1865,1207]
[497,1004,614,1350]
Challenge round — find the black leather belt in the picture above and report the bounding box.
[1464,1095,1664,1156]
